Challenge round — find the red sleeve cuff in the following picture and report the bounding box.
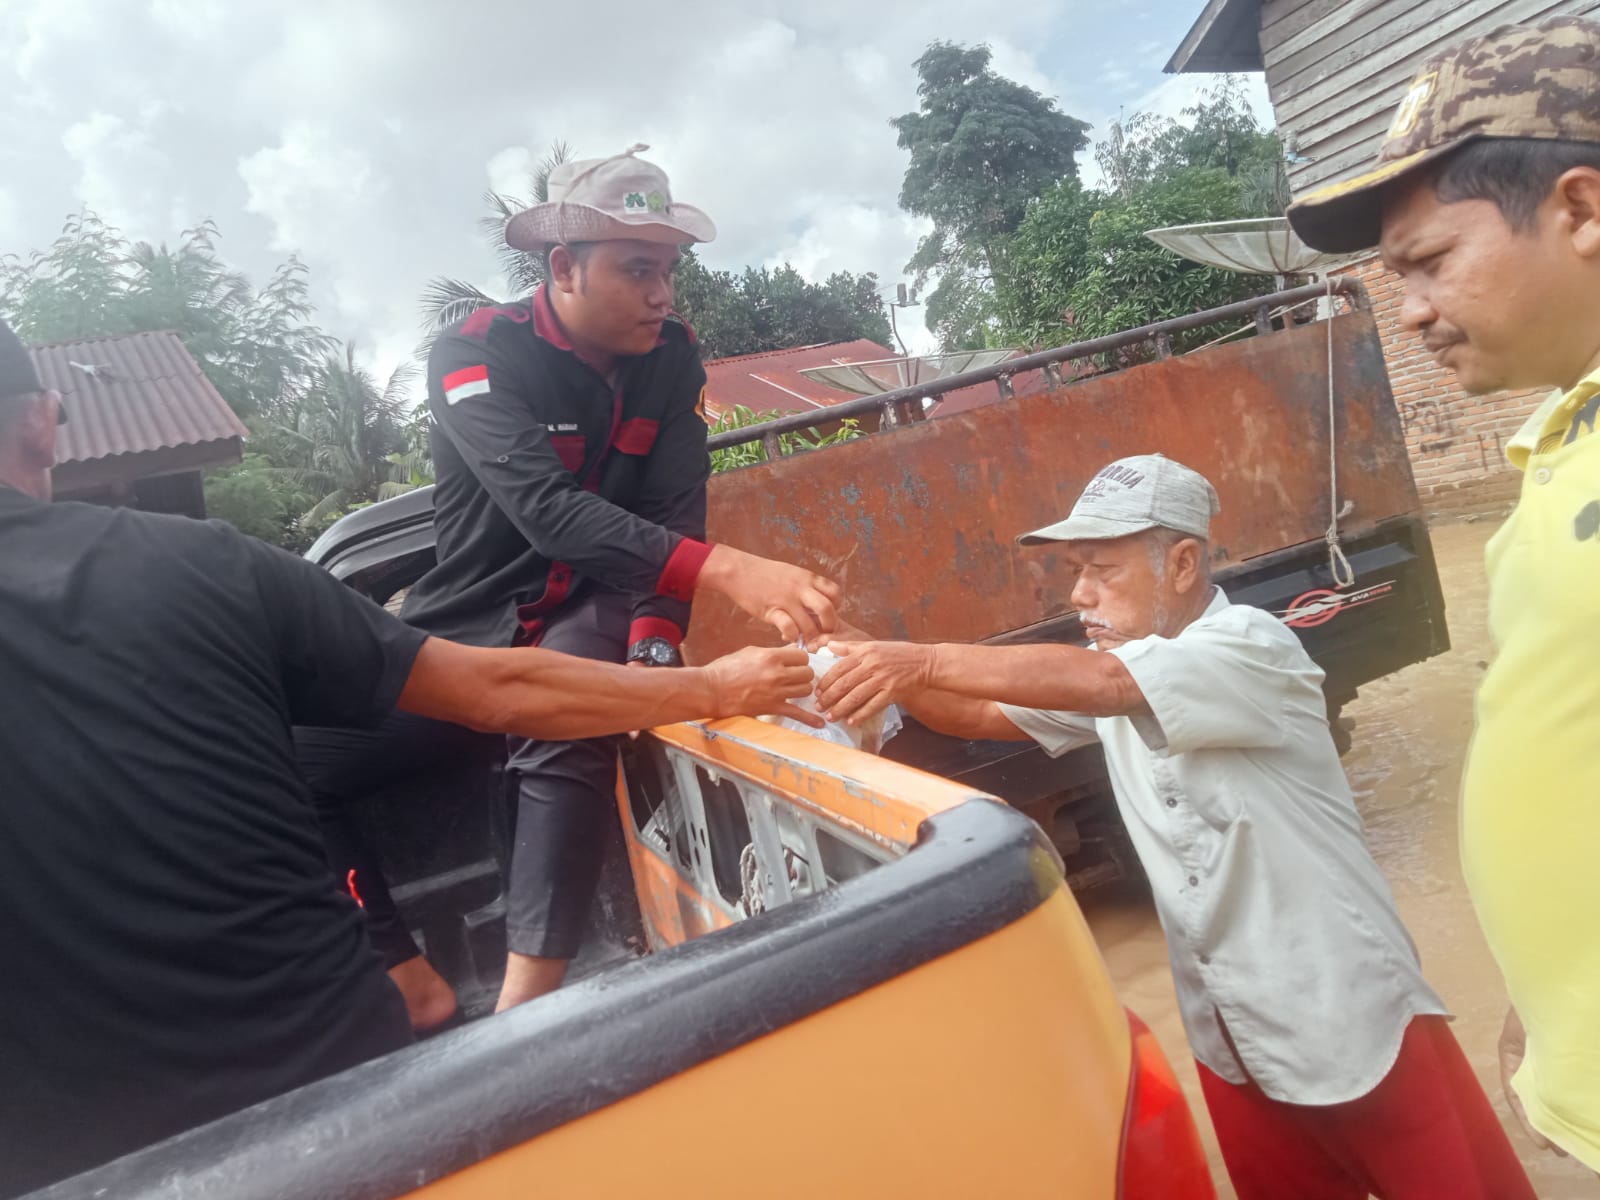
[628,617,685,650]
[656,538,711,602]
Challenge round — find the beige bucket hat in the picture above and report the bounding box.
[505,144,716,252]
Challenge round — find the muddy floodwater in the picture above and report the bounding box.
[1083,520,1599,1199]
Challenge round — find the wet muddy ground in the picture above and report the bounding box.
[1083,519,1599,1199]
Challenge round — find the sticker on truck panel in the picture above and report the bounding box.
[1280,581,1395,629]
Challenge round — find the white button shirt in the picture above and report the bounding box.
[1001,587,1445,1105]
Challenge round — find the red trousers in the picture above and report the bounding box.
[1198,1016,1535,1200]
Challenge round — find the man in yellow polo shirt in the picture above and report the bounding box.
[1289,15,1600,1172]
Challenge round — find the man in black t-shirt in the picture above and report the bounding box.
[0,318,816,1197]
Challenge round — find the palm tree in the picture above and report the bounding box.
[272,343,420,529]
[124,224,340,423]
[1236,144,1292,218]
[386,404,434,488]
[125,223,252,349]
[231,258,340,424]
[419,140,573,346]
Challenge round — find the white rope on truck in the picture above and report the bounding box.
[1325,275,1356,589]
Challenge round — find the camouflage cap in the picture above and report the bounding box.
[1287,16,1600,254]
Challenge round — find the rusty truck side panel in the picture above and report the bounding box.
[689,309,1414,657]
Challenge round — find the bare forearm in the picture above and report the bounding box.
[923,643,1146,717]
[399,640,720,739]
[902,688,1029,741]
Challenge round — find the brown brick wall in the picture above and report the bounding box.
[1339,257,1534,519]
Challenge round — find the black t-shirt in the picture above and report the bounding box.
[0,489,427,1196]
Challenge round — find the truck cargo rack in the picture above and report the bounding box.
[707,277,1369,458]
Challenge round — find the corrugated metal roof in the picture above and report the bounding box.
[29,330,248,466]
[702,339,895,419]
[702,337,1067,423]
[930,369,1055,418]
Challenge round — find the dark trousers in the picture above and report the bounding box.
[295,590,632,966]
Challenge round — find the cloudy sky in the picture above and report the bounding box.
[0,0,1270,376]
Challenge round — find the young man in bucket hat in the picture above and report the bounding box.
[1289,15,1600,1173]
[814,456,1534,1200]
[298,146,842,1019]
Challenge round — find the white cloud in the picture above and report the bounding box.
[764,203,936,353]
[1123,71,1273,128]
[11,0,94,82]
[238,123,389,257]
[146,0,229,41]
[986,37,1060,101]
[2,0,1221,379]
[486,146,535,199]
[62,107,183,238]
[239,123,413,372]
[0,188,18,248]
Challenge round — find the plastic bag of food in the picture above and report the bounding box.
[761,645,903,754]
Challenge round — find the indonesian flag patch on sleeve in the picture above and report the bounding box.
[442,364,491,405]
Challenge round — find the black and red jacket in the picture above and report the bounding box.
[401,284,711,651]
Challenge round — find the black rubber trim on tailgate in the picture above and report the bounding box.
[29,799,1059,1200]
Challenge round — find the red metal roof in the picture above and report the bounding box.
[28,330,248,466]
[702,339,895,419]
[701,337,1086,426]
[930,368,1056,417]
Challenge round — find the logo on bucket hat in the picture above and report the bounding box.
[505,145,716,252]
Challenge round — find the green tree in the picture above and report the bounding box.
[1096,76,1288,215]
[892,42,1090,350]
[268,344,419,530]
[0,213,335,423]
[202,454,318,548]
[673,253,892,359]
[706,405,862,473]
[997,75,1289,352]
[0,210,409,547]
[998,170,1273,351]
[0,211,134,343]
[224,259,340,424]
[387,405,435,489]
[122,223,251,359]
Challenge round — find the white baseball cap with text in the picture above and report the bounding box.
[1018,454,1221,545]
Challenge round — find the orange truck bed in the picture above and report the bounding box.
[35,724,1214,1199]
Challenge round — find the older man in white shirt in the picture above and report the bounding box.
[817,454,1532,1200]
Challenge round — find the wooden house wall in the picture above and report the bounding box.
[1262,0,1600,195]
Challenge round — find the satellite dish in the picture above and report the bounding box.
[798,350,1018,397]
[1144,217,1358,277]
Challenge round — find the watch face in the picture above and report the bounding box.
[631,637,680,666]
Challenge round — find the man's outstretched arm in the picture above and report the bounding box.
[895,687,1033,742]
[809,619,1035,741]
[398,640,821,740]
[816,641,1146,727]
